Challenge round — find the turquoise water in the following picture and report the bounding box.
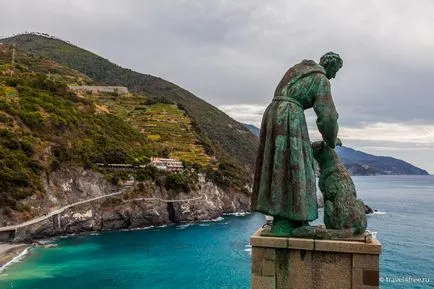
[1,176,433,289]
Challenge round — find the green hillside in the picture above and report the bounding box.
[88,92,211,166]
[0,70,150,214]
[1,34,259,170]
[0,42,91,85]
[0,36,257,216]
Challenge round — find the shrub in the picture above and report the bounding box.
[206,168,229,188]
[136,165,162,181]
[155,176,166,187]
[0,112,13,126]
[165,172,191,193]
[102,148,128,164]
[19,111,44,129]
[53,146,73,163]
[20,138,35,156]
[3,207,12,217]
[144,96,174,105]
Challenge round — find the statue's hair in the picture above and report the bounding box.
[319,52,343,69]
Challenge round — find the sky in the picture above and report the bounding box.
[1,0,433,173]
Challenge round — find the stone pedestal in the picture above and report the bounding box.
[251,228,381,289]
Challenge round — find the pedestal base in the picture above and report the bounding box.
[251,228,381,289]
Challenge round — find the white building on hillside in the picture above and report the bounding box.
[150,157,184,172]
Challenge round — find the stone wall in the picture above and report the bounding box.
[250,228,381,289]
[68,86,128,94]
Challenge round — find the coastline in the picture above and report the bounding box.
[0,243,29,272]
[0,212,252,273]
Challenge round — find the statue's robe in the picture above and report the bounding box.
[252,60,339,221]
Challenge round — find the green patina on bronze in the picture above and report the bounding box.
[262,139,369,240]
[314,140,367,234]
[252,52,343,237]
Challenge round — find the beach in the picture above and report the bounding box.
[0,243,28,270]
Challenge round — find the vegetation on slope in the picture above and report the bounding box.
[0,40,255,215]
[1,34,259,171]
[88,92,211,167]
[0,68,150,212]
[0,43,91,85]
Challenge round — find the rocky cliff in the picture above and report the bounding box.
[12,166,251,242]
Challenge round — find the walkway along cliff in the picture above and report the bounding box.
[1,166,251,242]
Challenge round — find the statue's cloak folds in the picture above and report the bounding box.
[252,60,329,221]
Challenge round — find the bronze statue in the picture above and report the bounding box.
[252,52,343,237]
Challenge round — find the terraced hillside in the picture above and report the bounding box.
[89,92,211,166]
[1,34,259,170]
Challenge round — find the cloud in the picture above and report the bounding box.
[218,104,267,127]
[1,0,433,172]
[219,105,434,145]
[340,123,434,144]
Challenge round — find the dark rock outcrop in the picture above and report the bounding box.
[12,166,251,242]
[364,204,374,215]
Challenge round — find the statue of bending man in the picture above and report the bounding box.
[252,52,343,237]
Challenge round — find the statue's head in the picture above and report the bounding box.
[319,52,343,79]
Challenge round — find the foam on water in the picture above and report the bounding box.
[373,211,387,215]
[176,223,192,230]
[244,244,252,254]
[224,212,252,217]
[212,216,224,222]
[0,247,30,274]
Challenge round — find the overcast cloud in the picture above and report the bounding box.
[1,0,433,172]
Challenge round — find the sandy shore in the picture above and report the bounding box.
[0,243,28,269]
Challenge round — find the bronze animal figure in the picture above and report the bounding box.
[292,140,367,239]
[312,140,367,235]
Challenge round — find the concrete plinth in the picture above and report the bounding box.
[251,228,381,289]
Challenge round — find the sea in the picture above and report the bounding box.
[0,175,433,289]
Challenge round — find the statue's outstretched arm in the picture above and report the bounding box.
[313,77,339,148]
